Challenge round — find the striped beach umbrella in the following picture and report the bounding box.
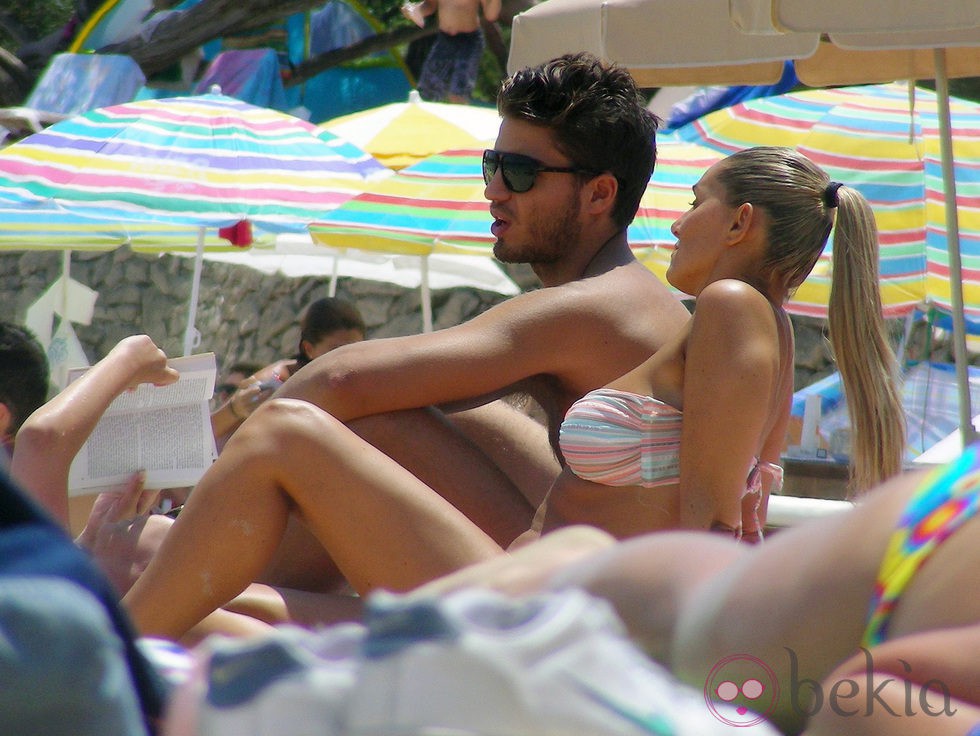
[669,83,980,325]
[310,147,494,331]
[319,91,501,170]
[0,91,389,352]
[309,148,493,259]
[0,91,389,237]
[630,140,727,290]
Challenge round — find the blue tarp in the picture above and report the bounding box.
[193,49,288,111]
[793,361,980,459]
[26,53,146,116]
[662,61,799,132]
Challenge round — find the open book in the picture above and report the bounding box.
[67,353,219,496]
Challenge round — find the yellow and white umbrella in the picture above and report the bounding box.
[319,91,501,170]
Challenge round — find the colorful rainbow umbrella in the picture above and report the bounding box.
[0,91,389,236]
[310,147,493,259]
[0,92,390,352]
[667,83,980,325]
[310,147,497,331]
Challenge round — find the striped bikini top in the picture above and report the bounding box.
[559,387,783,497]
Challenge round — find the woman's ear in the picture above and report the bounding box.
[300,339,314,361]
[727,202,755,244]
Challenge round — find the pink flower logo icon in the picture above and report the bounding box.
[704,654,780,727]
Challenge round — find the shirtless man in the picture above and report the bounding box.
[121,53,691,640]
[403,0,501,102]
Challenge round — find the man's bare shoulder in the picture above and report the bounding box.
[478,262,687,362]
[540,261,686,317]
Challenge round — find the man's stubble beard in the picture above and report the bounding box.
[493,192,583,266]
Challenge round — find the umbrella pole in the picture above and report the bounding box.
[421,254,432,333]
[934,49,977,447]
[183,227,206,357]
[54,249,72,390]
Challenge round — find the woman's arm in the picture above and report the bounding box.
[676,282,782,532]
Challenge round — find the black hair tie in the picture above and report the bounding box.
[823,181,843,209]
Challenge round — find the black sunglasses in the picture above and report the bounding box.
[482,149,598,193]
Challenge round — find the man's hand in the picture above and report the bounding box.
[75,471,171,595]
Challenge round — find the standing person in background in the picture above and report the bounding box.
[402,0,501,103]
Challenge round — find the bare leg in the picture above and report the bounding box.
[224,583,364,628]
[343,406,540,545]
[256,404,542,592]
[443,399,561,509]
[545,531,745,663]
[123,398,503,641]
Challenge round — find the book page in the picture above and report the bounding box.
[67,352,219,495]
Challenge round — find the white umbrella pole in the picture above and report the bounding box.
[183,227,206,356]
[421,254,432,333]
[934,49,976,446]
[55,249,72,389]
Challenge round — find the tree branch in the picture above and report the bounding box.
[286,25,434,87]
[101,0,329,76]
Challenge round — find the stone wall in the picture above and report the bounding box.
[2,247,514,378]
[4,246,922,389]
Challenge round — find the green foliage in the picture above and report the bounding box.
[0,0,75,48]
[473,23,508,105]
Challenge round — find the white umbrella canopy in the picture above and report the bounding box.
[190,234,520,334]
[508,0,980,445]
[508,0,979,87]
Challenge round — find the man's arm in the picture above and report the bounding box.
[274,287,593,423]
[480,0,501,23]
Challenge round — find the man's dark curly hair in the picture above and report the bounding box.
[497,52,660,229]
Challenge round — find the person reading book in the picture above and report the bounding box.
[10,334,178,532]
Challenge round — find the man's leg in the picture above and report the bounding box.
[443,400,561,510]
[256,403,554,594]
[349,404,550,542]
[124,399,505,641]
